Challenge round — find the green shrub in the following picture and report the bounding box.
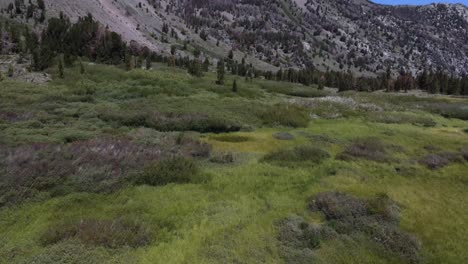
[260,82,329,98]
[210,134,250,143]
[41,218,152,248]
[309,192,421,263]
[23,241,110,264]
[137,156,199,186]
[419,151,464,170]
[210,152,235,164]
[277,215,324,264]
[461,146,468,161]
[367,112,436,127]
[260,104,310,128]
[262,145,330,166]
[100,110,242,133]
[425,103,468,120]
[337,137,391,162]
[273,132,295,140]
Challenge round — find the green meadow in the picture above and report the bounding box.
[0,63,467,264]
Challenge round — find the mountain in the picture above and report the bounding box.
[2,0,468,75]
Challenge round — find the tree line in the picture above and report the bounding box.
[1,11,466,96]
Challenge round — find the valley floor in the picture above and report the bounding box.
[0,63,467,264]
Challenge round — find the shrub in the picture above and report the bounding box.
[273,132,295,140]
[101,110,242,133]
[425,103,468,120]
[367,112,436,127]
[309,192,421,263]
[210,135,250,143]
[260,104,310,128]
[461,146,468,161]
[260,82,329,98]
[337,137,390,162]
[137,156,199,186]
[277,215,323,264]
[23,241,110,264]
[210,152,235,164]
[263,145,330,166]
[419,151,464,170]
[0,137,210,206]
[41,218,152,248]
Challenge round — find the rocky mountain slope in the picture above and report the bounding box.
[2,0,467,75]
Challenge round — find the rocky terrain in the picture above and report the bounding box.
[1,0,468,75]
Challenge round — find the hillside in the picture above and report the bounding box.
[2,0,467,75]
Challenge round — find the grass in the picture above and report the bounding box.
[0,62,468,264]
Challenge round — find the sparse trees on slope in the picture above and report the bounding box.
[216,59,225,85]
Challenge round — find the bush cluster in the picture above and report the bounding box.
[0,137,210,206]
[308,192,422,263]
[262,145,330,166]
[136,156,199,186]
[367,112,436,127]
[337,137,392,162]
[425,103,468,120]
[41,218,152,249]
[419,151,464,170]
[259,104,310,128]
[100,110,241,133]
[210,152,235,164]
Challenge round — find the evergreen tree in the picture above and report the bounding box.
[188,59,203,77]
[146,57,151,70]
[58,56,64,78]
[318,75,325,90]
[8,64,14,77]
[37,0,45,10]
[232,79,238,93]
[0,71,4,82]
[79,58,85,74]
[202,58,210,72]
[200,30,207,41]
[216,59,225,85]
[228,49,234,60]
[124,51,133,71]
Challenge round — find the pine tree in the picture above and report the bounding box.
[232,79,238,93]
[216,59,225,85]
[58,56,64,78]
[202,58,210,72]
[200,30,207,41]
[8,64,14,77]
[146,57,151,70]
[188,59,203,77]
[228,49,234,60]
[318,75,325,90]
[125,51,133,71]
[0,71,4,82]
[37,0,45,10]
[79,58,85,74]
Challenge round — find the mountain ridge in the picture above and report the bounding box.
[1,0,467,75]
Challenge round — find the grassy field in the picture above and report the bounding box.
[0,63,467,264]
